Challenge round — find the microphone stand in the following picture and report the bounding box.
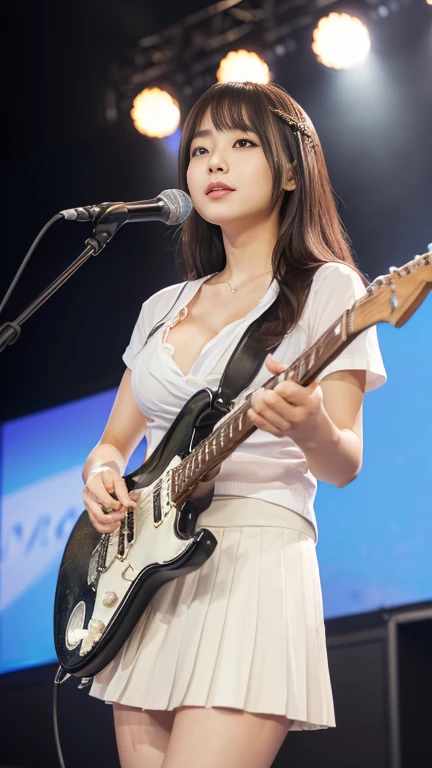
[0,207,129,355]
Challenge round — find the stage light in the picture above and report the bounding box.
[427,0,432,6]
[130,87,181,138]
[216,50,270,84]
[312,13,371,70]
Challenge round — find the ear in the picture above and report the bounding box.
[282,161,297,192]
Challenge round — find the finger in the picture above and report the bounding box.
[83,491,122,524]
[274,378,318,406]
[113,477,137,508]
[264,354,288,375]
[84,486,127,517]
[248,408,288,437]
[86,507,122,534]
[250,403,291,432]
[85,476,123,511]
[253,388,298,422]
[86,507,118,534]
[85,503,121,534]
[83,490,125,526]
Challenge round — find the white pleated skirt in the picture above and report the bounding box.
[90,496,336,731]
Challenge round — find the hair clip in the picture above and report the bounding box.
[269,108,317,152]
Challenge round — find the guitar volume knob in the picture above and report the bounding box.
[102,591,119,607]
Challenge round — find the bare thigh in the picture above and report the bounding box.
[161,707,293,768]
[113,703,176,768]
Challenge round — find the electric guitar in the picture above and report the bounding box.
[54,250,432,677]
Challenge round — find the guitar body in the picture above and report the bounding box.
[54,389,218,678]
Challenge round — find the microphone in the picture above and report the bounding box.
[60,189,192,226]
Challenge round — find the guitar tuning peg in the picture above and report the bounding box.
[389,266,398,273]
[427,243,432,252]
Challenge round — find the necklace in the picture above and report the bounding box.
[222,270,273,294]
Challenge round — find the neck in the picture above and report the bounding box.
[219,214,278,282]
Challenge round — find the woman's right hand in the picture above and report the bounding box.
[83,466,138,534]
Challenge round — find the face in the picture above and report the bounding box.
[186,111,285,230]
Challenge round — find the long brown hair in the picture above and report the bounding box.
[178,81,365,346]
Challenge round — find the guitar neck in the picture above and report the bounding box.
[170,305,362,506]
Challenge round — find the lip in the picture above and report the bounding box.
[205,181,235,195]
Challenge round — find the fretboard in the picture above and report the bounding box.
[171,305,359,506]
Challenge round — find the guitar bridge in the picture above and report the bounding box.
[88,533,114,586]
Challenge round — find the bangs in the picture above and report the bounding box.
[189,83,273,143]
[205,88,262,136]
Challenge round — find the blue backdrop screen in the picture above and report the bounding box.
[1,300,431,674]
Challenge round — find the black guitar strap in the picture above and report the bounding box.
[191,302,280,443]
[211,307,279,411]
[141,279,280,443]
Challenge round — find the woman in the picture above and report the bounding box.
[85,82,386,768]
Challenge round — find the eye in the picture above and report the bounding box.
[234,138,256,148]
[191,146,207,157]
[190,137,257,158]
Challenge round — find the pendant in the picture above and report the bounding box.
[231,289,236,293]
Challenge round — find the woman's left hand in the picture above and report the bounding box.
[248,354,324,442]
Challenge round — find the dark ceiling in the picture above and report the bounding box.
[1,0,431,422]
[3,0,210,156]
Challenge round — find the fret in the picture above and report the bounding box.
[212,436,218,455]
[197,449,203,469]
[317,328,331,353]
[312,339,322,362]
[229,420,234,439]
[297,357,305,381]
[173,467,180,488]
[290,362,299,381]
[238,410,244,431]
[205,442,209,461]
[220,426,226,447]
[182,467,188,489]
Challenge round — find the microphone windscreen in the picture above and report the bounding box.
[159,189,193,225]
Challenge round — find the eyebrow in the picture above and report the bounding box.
[191,128,213,141]
[191,127,256,142]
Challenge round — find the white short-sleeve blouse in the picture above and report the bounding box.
[123,262,386,541]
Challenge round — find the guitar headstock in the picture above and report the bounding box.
[350,248,432,334]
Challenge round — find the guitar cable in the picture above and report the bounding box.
[54,666,93,767]
[54,667,69,768]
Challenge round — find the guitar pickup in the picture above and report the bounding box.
[153,486,162,526]
[117,508,136,560]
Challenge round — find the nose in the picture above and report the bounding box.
[207,151,228,174]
